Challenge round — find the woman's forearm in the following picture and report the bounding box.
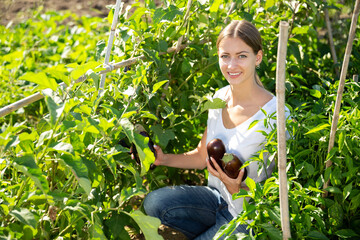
[161,149,207,170]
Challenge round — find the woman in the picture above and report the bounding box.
[144,20,281,239]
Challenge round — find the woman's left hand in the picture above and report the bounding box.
[206,157,247,195]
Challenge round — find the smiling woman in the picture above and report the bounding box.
[143,19,286,240]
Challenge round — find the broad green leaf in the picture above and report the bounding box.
[19,72,58,91]
[90,213,107,240]
[60,153,91,195]
[104,213,131,240]
[140,111,158,120]
[325,186,342,194]
[120,187,147,204]
[304,124,330,135]
[46,64,70,86]
[265,0,276,10]
[9,208,37,229]
[64,201,92,220]
[307,231,329,239]
[127,210,163,240]
[13,154,49,193]
[267,206,281,226]
[44,95,65,126]
[245,177,256,195]
[88,70,100,90]
[201,98,226,112]
[151,124,175,148]
[69,61,100,80]
[152,80,168,93]
[260,223,282,240]
[210,0,222,12]
[233,189,250,199]
[335,229,359,238]
[310,89,321,98]
[49,142,74,154]
[120,118,155,175]
[102,155,117,177]
[36,130,53,148]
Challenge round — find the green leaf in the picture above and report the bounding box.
[19,72,58,91]
[102,155,117,177]
[245,177,256,194]
[201,98,226,112]
[152,80,168,93]
[120,187,147,204]
[343,182,352,201]
[127,210,163,240]
[260,223,282,240]
[13,154,49,193]
[49,142,74,155]
[44,95,65,126]
[46,64,70,86]
[338,130,345,152]
[151,124,175,148]
[105,213,131,240]
[335,229,359,238]
[325,186,342,194]
[267,206,281,226]
[307,231,329,239]
[9,208,37,229]
[210,0,222,12]
[60,153,91,195]
[304,124,330,135]
[120,118,155,175]
[69,61,100,80]
[265,0,276,10]
[248,120,260,130]
[90,213,107,240]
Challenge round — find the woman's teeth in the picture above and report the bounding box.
[228,72,240,76]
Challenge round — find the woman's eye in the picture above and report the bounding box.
[238,55,247,58]
[220,55,229,59]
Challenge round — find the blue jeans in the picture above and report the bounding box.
[143,185,249,240]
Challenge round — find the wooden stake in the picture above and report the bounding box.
[353,74,359,83]
[99,0,122,94]
[323,0,360,196]
[324,0,339,77]
[276,21,291,240]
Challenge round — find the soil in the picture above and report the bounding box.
[0,1,187,239]
[1,0,126,26]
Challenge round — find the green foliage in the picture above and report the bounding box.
[1,0,360,239]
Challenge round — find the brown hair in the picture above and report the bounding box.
[217,20,263,87]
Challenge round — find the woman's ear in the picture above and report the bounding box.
[256,50,263,65]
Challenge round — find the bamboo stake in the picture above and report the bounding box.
[354,74,359,83]
[276,21,291,240]
[323,0,360,196]
[0,40,209,118]
[99,0,122,94]
[324,0,339,77]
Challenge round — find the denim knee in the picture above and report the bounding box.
[143,189,163,218]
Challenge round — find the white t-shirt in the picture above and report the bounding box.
[206,85,283,217]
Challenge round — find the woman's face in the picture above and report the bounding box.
[218,37,262,86]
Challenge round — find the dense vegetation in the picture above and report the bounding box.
[0,0,359,239]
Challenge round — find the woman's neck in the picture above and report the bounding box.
[227,81,269,108]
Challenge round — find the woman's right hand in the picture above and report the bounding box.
[153,145,165,166]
